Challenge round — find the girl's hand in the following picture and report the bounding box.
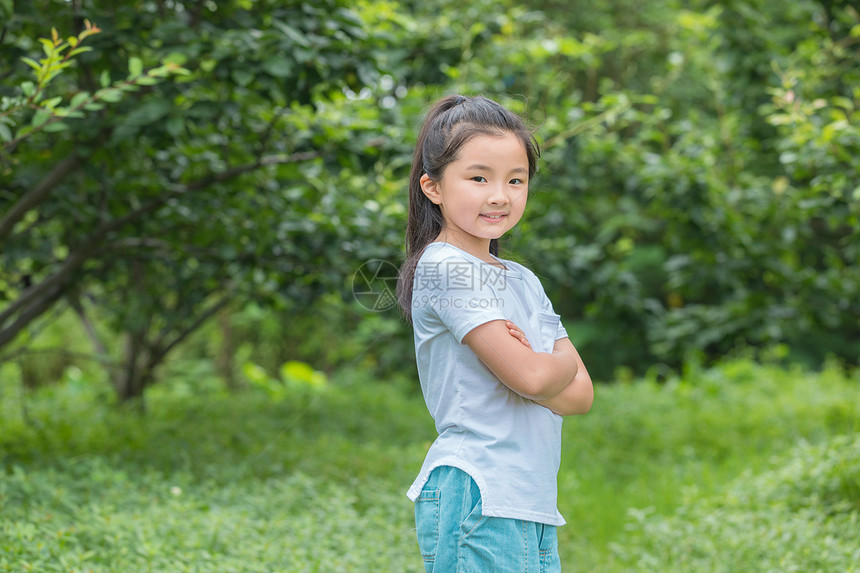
[505,320,531,349]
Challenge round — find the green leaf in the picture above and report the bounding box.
[123,98,172,125]
[70,91,90,108]
[241,362,270,385]
[231,69,254,86]
[43,121,69,133]
[98,89,122,103]
[42,70,65,85]
[20,56,41,72]
[42,96,63,109]
[165,116,185,137]
[67,46,93,57]
[280,360,327,387]
[31,110,52,128]
[129,56,143,77]
[14,125,34,140]
[262,57,294,78]
[0,123,11,142]
[164,52,188,66]
[39,38,56,57]
[99,70,111,88]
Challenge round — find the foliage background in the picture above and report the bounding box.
[2,0,858,388]
[1,0,859,570]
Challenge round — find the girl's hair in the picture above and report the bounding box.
[396,94,540,322]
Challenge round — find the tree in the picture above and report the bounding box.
[0,0,417,402]
[434,0,860,376]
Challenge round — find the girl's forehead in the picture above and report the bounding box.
[456,132,528,162]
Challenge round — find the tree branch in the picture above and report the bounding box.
[0,281,66,348]
[69,292,115,373]
[0,238,98,332]
[178,151,319,192]
[0,151,319,352]
[0,346,118,367]
[149,293,234,370]
[0,154,81,245]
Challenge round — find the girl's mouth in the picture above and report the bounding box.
[480,213,507,222]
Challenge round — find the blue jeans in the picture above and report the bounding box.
[414,465,561,572]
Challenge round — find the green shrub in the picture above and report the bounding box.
[612,435,860,572]
[555,358,859,565]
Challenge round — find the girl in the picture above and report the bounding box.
[396,94,594,572]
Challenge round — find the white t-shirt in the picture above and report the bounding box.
[406,242,569,526]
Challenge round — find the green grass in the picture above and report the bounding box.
[557,359,860,570]
[1,358,858,571]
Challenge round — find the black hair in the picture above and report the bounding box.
[396,94,540,322]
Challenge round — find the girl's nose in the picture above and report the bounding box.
[487,185,510,205]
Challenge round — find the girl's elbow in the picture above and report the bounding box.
[565,386,595,416]
[560,398,592,416]
[577,396,594,415]
[536,359,578,400]
[579,387,595,414]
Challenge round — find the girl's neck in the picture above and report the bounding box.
[433,231,504,268]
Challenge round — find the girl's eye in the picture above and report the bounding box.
[510,178,525,185]
[471,176,487,183]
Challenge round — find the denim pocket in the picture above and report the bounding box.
[458,479,485,538]
[538,523,560,572]
[415,487,441,568]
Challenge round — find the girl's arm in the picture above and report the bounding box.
[533,338,593,415]
[504,321,593,416]
[462,319,580,401]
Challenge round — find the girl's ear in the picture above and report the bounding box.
[420,173,442,205]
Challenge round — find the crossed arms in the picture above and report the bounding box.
[462,319,594,416]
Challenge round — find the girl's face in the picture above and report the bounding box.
[420,132,529,257]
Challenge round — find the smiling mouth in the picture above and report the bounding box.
[480,213,507,221]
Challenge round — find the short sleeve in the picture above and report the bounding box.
[412,255,507,343]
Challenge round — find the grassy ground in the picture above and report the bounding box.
[1,358,858,571]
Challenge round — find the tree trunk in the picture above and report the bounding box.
[216,305,239,391]
[115,327,148,409]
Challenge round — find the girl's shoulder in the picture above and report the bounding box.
[413,243,473,288]
[418,241,458,262]
[417,242,482,267]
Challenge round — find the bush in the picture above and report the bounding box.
[612,434,860,572]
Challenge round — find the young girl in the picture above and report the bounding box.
[396,94,594,571]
